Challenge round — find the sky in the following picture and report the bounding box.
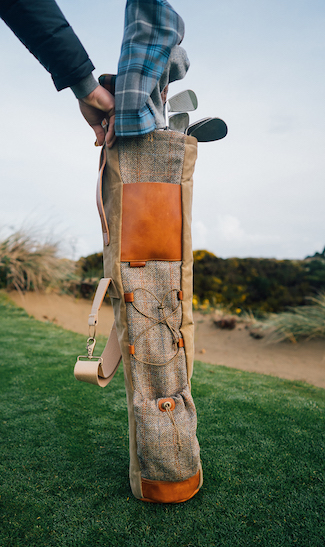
[1,0,325,260]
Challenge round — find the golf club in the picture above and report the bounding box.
[186,117,228,142]
[167,89,198,113]
[169,112,190,133]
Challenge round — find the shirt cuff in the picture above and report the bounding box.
[70,73,99,99]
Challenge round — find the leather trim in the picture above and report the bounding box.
[88,278,111,327]
[129,261,146,268]
[141,470,201,504]
[121,182,182,262]
[96,147,109,246]
[158,398,176,412]
[124,292,134,303]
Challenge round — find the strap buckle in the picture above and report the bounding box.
[87,337,97,359]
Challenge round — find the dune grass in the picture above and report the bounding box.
[258,293,325,343]
[0,229,76,292]
[0,292,324,547]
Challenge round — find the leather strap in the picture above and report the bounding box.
[96,148,109,246]
[88,277,112,327]
[74,278,122,387]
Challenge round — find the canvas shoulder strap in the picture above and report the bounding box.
[74,278,122,387]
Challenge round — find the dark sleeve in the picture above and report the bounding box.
[0,0,95,90]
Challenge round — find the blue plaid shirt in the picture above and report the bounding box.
[115,0,185,136]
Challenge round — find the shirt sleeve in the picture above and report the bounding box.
[0,0,95,91]
[115,0,185,136]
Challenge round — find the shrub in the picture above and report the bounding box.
[193,250,325,313]
[74,252,104,298]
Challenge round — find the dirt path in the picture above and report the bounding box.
[193,312,325,389]
[8,291,115,337]
[8,291,325,389]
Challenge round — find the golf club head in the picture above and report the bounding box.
[187,117,228,142]
[167,90,198,113]
[169,112,190,133]
[186,117,210,135]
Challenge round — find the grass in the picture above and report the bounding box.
[0,292,324,546]
[258,293,325,343]
[0,229,76,291]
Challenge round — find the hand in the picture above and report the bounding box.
[78,85,115,148]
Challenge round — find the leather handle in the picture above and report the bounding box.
[96,147,109,245]
[74,278,122,388]
[88,277,112,327]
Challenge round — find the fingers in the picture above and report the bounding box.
[79,85,116,147]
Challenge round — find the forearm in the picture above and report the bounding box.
[0,0,95,91]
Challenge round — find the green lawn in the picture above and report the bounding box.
[0,293,324,547]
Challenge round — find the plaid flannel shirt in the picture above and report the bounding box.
[115,0,185,136]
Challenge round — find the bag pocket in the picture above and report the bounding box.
[133,385,200,482]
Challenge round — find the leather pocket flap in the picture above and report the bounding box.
[121,182,182,262]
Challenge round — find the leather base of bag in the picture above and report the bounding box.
[141,469,202,503]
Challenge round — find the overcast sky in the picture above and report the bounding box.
[1,0,324,260]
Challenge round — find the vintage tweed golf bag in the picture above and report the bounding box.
[75,130,203,503]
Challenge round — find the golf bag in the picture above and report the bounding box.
[74,130,203,503]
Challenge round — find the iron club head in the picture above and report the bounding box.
[167,90,198,113]
[169,112,190,133]
[186,117,228,142]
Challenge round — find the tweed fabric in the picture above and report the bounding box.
[121,261,188,397]
[121,261,182,366]
[121,259,200,480]
[134,386,200,481]
[118,131,185,185]
[130,352,188,400]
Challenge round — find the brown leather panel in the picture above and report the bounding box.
[121,183,182,262]
[124,292,134,303]
[129,261,146,268]
[141,470,200,504]
[158,398,176,412]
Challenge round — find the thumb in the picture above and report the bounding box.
[93,124,106,146]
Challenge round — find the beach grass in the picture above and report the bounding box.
[0,292,324,547]
[259,293,325,343]
[0,229,75,292]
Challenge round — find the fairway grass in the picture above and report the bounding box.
[0,293,324,546]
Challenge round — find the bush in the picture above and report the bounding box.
[193,250,325,313]
[73,252,104,298]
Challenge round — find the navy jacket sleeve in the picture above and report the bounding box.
[0,0,95,90]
